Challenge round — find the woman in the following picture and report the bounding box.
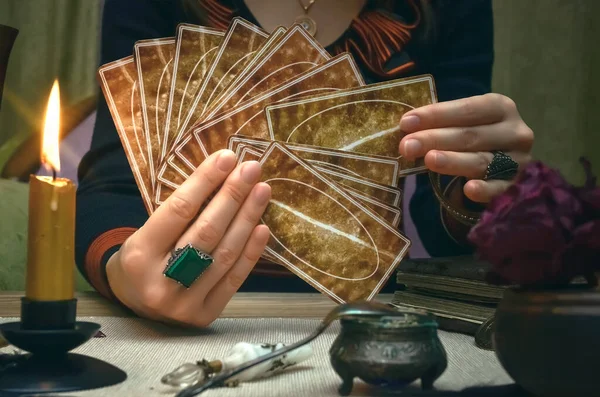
[76,0,533,326]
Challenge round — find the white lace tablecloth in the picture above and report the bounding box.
[0,317,512,397]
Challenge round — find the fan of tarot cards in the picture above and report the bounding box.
[97,17,438,304]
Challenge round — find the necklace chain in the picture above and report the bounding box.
[297,0,317,13]
[295,0,319,36]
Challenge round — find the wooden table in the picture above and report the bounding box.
[0,292,514,396]
[0,291,374,318]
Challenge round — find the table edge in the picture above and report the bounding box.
[0,292,393,318]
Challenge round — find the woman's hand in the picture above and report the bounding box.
[398,93,534,203]
[106,150,271,327]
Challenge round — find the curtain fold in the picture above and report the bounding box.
[492,0,600,183]
[0,0,101,170]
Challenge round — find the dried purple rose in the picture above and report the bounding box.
[468,160,599,287]
[577,157,600,217]
[562,220,600,285]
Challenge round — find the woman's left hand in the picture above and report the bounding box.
[398,93,534,203]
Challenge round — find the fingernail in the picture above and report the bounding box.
[255,183,271,205]
[404,139,423,157]
[217,150,236,171]
[434,152,448,168]
[241,161,261,183]
[400,115,420,132]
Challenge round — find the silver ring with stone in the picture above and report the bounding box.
[484,151,519,181]
[163,243,214,288]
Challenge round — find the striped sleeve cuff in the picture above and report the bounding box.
[84,227,137,300]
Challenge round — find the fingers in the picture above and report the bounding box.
[159,184,270,328]
[176,160,263,253]
[424,150,530,180]
[423,149,529,203]
[202,224,271,321]
[187,182,271,295]
[400,93,515,133]
[135,150,237,255]
[464,179,513,203]
[398,122,532,160]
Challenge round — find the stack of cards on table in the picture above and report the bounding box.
[97,17,438,304]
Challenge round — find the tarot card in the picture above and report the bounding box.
[157,182,176,206]
[235,142,400,207]
[156,163,186,191]
[174,53,363,171]
[340,185,402,227]
[237,144,401,227]
[265,74,436,159]
[202,25,288,118]
[162,24,225,163]
[134,37,175,180]
[228,136,267,153]
[161,25,285,180]
[315,167,401,207]
[162,154,191,180]
[257,142,411,303]
[228,135,402,187]
[205,24,332,119]
[235,147,386,262]
[234,144,262,162]
[177,18,269,138]
[155,155,189,206]
[169,152,195,176]
[97,56,154,215]
[155,140,215,206]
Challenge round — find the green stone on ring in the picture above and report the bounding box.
[163,244,213,288]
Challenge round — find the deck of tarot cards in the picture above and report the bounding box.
[97,17,437,303]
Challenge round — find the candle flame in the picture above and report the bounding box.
[42,80,61,172]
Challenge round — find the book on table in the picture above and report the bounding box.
[391,256,502,335]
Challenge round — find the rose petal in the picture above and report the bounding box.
[468,161,585,286]
[578,187,600,215]
[493,252,565,286]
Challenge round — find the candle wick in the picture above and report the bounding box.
[52,167,57,181]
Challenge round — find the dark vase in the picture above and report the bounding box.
[494,285,600,397]
[329,312,447,396]
[0,24,18,111]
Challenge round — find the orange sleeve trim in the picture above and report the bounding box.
[85,227,137,299]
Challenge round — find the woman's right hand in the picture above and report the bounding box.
[105,150,272,327]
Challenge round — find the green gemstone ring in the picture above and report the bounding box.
[163,243,214,288]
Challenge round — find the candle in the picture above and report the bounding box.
[25,80,76,302]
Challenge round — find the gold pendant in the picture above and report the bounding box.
[295,15,317,36]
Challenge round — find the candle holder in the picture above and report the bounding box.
[0,297,127,394]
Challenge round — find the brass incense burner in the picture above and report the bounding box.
[330,311,447,395]
[178,301,447,397]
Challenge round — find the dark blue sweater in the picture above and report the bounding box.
[75,0,493,295]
